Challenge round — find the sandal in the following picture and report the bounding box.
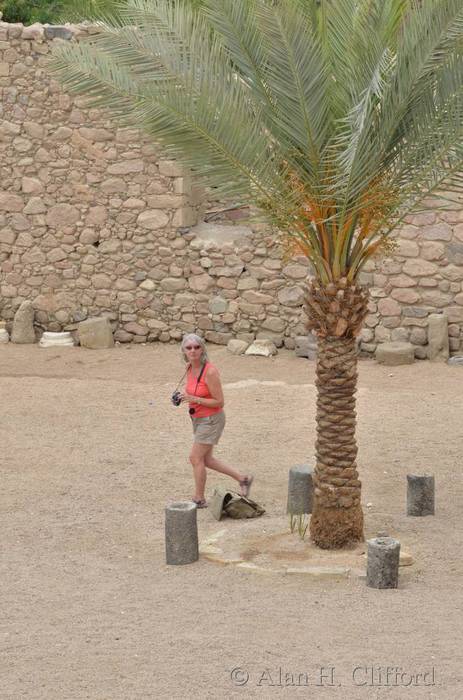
[239,475,254,498]
[192,498,208,509]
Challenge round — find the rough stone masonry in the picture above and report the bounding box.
[0,22,462,355]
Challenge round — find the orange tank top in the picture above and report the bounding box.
[185,362,222,418]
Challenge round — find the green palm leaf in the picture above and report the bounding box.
[49,0,463,282]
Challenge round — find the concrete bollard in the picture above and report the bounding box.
[366,536,400,589]
[287,464,313,514]
[407,475,435,516]
[165,501,199,565]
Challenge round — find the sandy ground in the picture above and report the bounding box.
[1,342,462,700]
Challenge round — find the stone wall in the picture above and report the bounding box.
[360,210,463,357]
[0,22,462,355]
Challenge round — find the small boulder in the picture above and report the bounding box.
[78,317,114,349]
[0,328,9,344]
[375,341,415,366]
[399,551,414,567]
[256,332,284,348]
[44,25,74,40]
[209,296,228,314]
[11,301,36,344]
[245,339,277,357]
[227,339,249,355]
[295,333,318,359]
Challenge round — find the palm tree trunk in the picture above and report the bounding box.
[305,279,369,549]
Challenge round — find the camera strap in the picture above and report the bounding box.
[173,361,206,394]
[192,362,207,398]
[173,367,188,393]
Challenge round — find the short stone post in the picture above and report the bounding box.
[287,464,313,514]
[427,314,449,361]
[11,300,36,344]
[165,501,199,565]
[407,474,435,516]
[366,536,400,589]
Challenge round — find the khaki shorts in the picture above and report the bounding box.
[191,411,226,445]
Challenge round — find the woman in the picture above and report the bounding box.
[178,333,253,508]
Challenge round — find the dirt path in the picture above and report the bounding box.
[1,343,462,699]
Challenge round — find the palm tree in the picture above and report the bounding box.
[49,0,463,548]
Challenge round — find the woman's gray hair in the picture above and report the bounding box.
[181,333,208,364]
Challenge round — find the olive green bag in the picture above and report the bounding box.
[210,488,265,521]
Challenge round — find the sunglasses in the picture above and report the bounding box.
[185,345,201,350]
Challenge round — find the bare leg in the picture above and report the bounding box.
[204,446,250,493]
[189,443,211,501]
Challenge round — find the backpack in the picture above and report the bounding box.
[210,488,265,521]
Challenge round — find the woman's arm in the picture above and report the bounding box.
[201,366,224,408]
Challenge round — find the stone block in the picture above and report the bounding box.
[427,313,449,361]
[285,566,350,579]
[375,341,415,366]
[256,332,284,348]
[390,288,420,304]
[402,259,438,277]
[78,317,114,349]
[11,301,35,344]
[245,339,277,356]
[295,334,317,359]
[172,207,198,228]
[391,328,409,342]
[0,193,24,212]
[46,204,80,228]
[209,296,228,314]
[261,317,285,333]
[114,330,133,343]
[158,160,185,177]
[414,346,428,360]
[227,339,249,355]
[161,278,187,292]
[422,223,452,241]
[282,263,309,280]
[375,326,391,343]
[278,286,304,306]
[188,274,214,293]
[447,307,463,323]
[21,23,44,40]
[446,242,463,265]
[137,210,169,230]
[190,222,252,245]
[107,160,144,175]
[44,25,74,40]
[204,331,232,345]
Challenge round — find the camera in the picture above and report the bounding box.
[171,390,182,406]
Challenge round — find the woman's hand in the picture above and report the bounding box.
[178,392,196,404]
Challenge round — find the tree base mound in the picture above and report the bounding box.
[310,503,364,549]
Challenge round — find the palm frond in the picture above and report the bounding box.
[49,0,463,283]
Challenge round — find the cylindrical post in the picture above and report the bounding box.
[165,501,199,565]
[287,464,313,514]
[366,536,400,589]
[407,475,435,516]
